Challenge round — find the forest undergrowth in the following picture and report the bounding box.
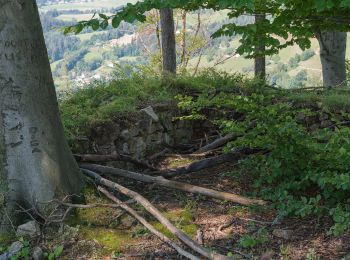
[10,69,348,259]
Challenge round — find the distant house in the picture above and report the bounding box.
[110,33,138,47]
[106,62,114,68]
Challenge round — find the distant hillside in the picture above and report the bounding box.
[38,1,349,90]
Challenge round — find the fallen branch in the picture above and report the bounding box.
[98,186,199,260]
[161,142,196,152]
[148,148,170,161]
[74,154,157,171]
[79,164,266,206]
[194,134,236,154]
[81,168,230,260]
[162,148,263,178]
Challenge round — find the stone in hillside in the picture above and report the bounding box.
[16,221,40,238]
[32,246,43,260]
[7,241,23,259]
[0,241,25,259]
[272,229,293,240]
[148,122,163,134]
[130,137,147,159]
[120,129,130,140]
[141,106,159,122]
[122,143,130,154]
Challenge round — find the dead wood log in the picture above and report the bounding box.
[194,134,236,154]
[74,154,157,171]
[165,153,233,177]
[98,187,199,260]
[148,148,170,161]
[81,168,230,260]
[162,148,265,178]
[79,164,266,206]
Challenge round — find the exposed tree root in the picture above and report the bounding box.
[80,164,266,206]
[74,154,157,171]
[97,186,199,260]
[81,168,230,260]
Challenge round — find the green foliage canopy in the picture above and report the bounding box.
[65,0,350,57]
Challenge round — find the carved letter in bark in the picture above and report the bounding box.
[0,0,82,232]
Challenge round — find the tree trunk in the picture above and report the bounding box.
[316,31,347,87]
[0,0,83,232]
[254,13,266,79]
[180,11,187,67]
[160,8,176,74]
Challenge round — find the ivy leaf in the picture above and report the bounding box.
[100,20,109,29]
[90,19,100,31]
[112,16,122,28]
[99,13,108,20]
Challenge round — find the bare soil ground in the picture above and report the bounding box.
[52,156,350,260]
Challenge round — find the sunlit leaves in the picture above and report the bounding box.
[65,0,350,57]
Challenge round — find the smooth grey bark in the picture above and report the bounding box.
[315,31,347,87]
[0,0,83,232]
[254,13,266,79]
[160,8,177,74]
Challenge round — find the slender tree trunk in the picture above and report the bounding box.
[316,31,347,87]
[180,11,187,67]
[155,10,162,57]
[254,13,266,79]
[159,8,176,74]
[0,0,83,232]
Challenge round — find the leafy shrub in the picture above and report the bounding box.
[59,68,243,145]
[177,81,350,235]
[61,68,350,234]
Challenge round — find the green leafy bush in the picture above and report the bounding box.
[61,68,350,235]
[177,80,350,235]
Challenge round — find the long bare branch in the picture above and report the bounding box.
[98,186,199,260]
[81,168,230,260]
[80,164,266,206]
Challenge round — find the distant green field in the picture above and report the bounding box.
[76,31,106,41]
[41,0,138,11]
[57,13,95,21]
[57,13,114,22]
[84,47,105,62]
[51,59,62,70]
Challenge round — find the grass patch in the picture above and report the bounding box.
[321,92,350,111]
[167,157,196,168]
[80,227,133,254]
[66,185,136,254]
[152,209,197,238]
[287,88,350,111]
[59,69,247,144]
[66,186,121,227]
[0,234,15,249]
